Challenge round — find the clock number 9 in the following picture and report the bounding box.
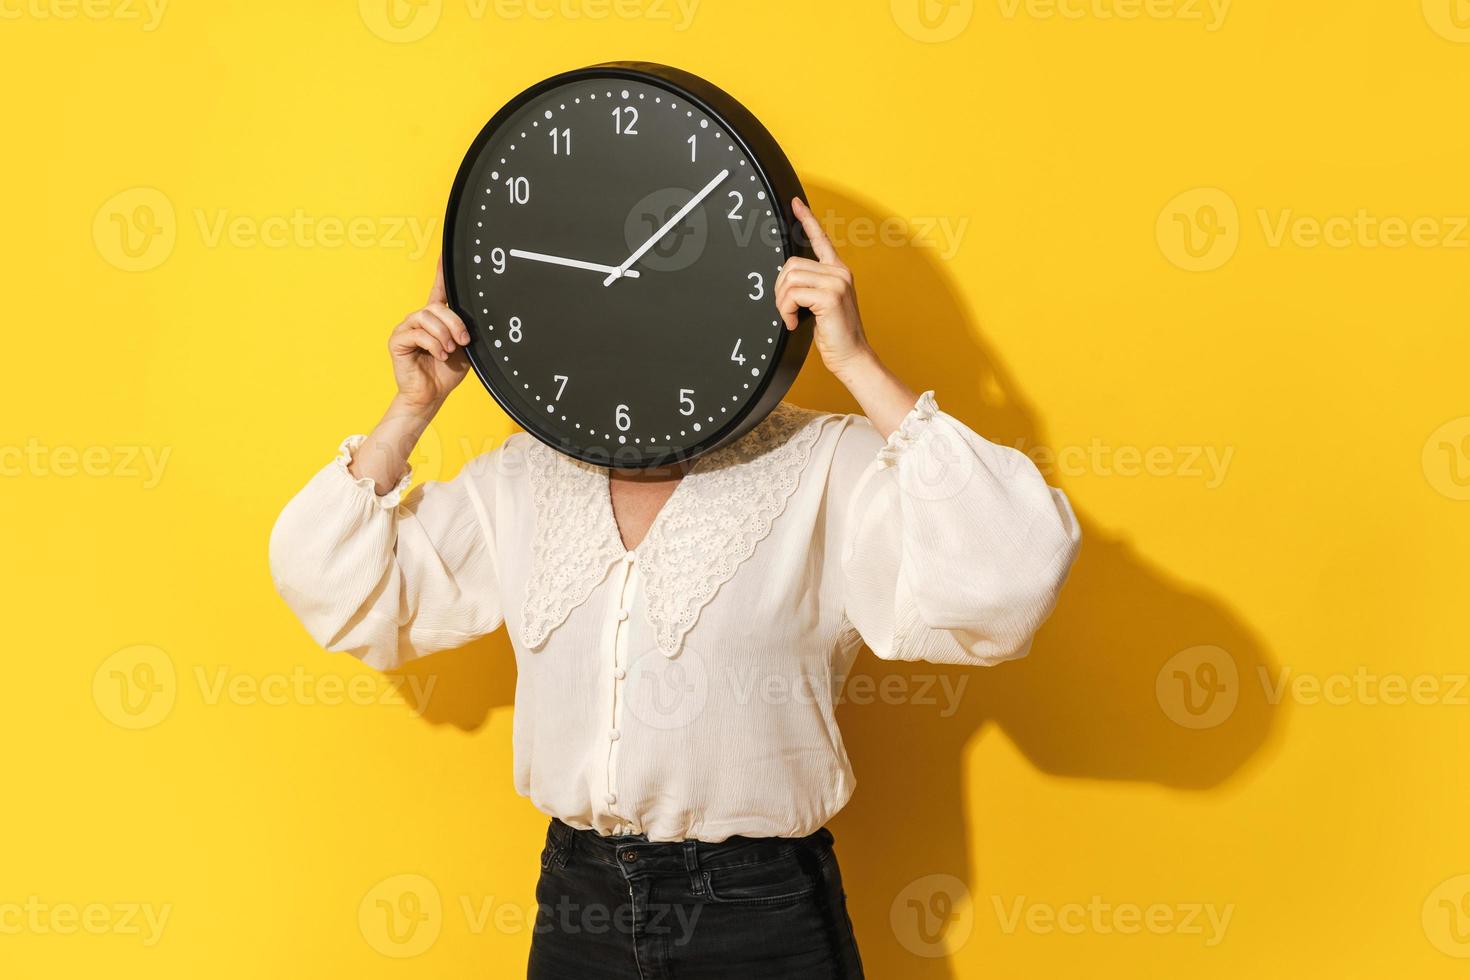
[615,404,632,431]
[679,388,695,416]
[612,106,638,135]
[508,316,523,343]
[490,247,507,274]
[747,272,764,301]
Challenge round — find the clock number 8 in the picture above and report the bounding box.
[508,316,523,343]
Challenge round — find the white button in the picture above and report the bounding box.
[616,608,629,622]
[612,667,626,680]
[608,729,621,741]
[605,792,618,805]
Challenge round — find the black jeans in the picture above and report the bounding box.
[527,818,865,979]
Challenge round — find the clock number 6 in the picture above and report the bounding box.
[615,404,632,431]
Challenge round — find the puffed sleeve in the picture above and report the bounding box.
[838,391,1080,666]
[268,435,504,671]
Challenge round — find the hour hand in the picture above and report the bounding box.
[508,248,640,279]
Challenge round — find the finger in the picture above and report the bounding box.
[773,256,829,291]
[774,268,847,294]
[792,198,842,267]
[427,256,448,305]
[408,310,458,355]
[393,326,449,364]
[775,285,831,331]
[425,301,471,346]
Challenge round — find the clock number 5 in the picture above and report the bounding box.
[679,388,696,416]
[747,272,764,301]
[612,106,638,135]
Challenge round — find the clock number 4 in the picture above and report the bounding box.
[730,339,746,366]
[612,106,638,135]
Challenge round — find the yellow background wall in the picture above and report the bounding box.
[3,1,1468,976]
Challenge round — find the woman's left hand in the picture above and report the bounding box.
[776,198,874,383]
[777,197,919,438]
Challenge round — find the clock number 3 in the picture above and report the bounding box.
[747,272,764,301]
[612,106,638,135]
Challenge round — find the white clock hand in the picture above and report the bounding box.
[508,248,641,279]
[603,168,731,286]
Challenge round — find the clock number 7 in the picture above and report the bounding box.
[553,374,569,400]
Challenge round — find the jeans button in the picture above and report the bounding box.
[621,850,638,863]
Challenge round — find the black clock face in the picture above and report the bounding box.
[445,65,810,468]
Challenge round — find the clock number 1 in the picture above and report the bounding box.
[612,106,638,135]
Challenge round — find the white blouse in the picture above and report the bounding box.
[269,392,1081,843]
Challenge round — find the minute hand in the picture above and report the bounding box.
[603,168,731,286]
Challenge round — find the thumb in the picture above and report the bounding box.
[428,255,447,305]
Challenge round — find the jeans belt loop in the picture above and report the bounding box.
[683,839,703,896]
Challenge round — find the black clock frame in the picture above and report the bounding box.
[442,61,815,470]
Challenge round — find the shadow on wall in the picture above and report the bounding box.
[384,183,1280,979]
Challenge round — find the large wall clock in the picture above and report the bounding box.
[443,62,814,468]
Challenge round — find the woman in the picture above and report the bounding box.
[270,199,1080,978]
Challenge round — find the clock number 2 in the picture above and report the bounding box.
[727,191,743,220]
[612,106,639,135]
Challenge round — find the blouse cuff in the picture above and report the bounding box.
[876,390,940,467]
[333,435,413,509]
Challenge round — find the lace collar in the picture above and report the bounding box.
[521,403,825,658]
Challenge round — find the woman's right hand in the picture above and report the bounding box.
[389,258,473,413]
[349,259,473,495]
